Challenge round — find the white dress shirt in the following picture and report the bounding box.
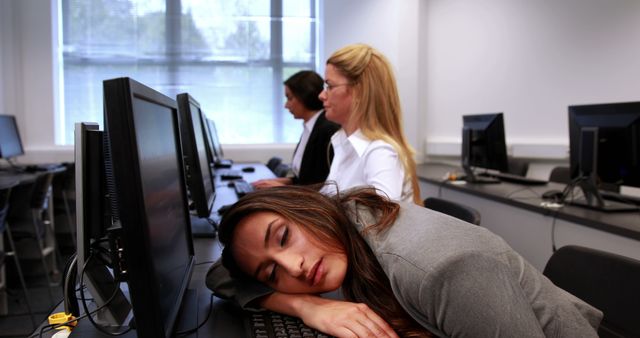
[291,111,322,177]
[321,129,413,202]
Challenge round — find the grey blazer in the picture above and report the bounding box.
[206,200,602,337]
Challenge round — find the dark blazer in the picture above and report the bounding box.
[292,111,340,185]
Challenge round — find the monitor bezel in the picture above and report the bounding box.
[176,93,216,218]
[461,112,509,173]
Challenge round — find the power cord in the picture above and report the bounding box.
[175,293,215,336]
[78,254,132,336]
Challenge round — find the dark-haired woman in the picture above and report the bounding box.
[206,186,602,338]
[252,70,340,189]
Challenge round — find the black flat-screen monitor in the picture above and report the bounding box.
[204,118,232,167]
[0,115,25,159]
[176,93,215,218]
[100,77,195,337]
[568,101,640,211]
[461,113,509,182]
[74,122,131,326]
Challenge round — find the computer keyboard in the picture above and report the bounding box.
[479,172,548,186]
[248,312,331,338]
[217,168,243,180]
[600,190,640,206]
[233,179,254,197]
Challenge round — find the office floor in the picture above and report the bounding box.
[0,273,64,338]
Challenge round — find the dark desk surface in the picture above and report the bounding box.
[417,162,640,241]
[36,163,274,338]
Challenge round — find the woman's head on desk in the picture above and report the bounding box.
[219,185,425,335]
[284,70,324,121]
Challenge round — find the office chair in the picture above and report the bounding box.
[8,172,58,304]
[0,180,37,329]
[549,166,570,184]
[543,245,640,338]
[423,197,481,225]
[507,157,529,177]
[52,163,76,250]
[266,156,283,173]
[273,163,291,178]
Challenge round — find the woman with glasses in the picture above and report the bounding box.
[252,70,340,189]
[318,44,421,204]
[208,185,602,337]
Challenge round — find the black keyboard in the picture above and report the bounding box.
[218,168,243,180]
[600,190,640,206]
[233,179,254,197]
[248,312,331,338]
[479,172,548,186]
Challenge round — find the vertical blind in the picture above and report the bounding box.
[60,0,319,145]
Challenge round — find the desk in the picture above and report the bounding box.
[418,162,640,271]
[37,163,274,337]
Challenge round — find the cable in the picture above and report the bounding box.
[29,277,125,338]
[175,293,215,336]
[78,254,132,336]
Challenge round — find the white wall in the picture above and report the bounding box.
[422,0,640,162]
[4,0,640,167]
[322,0,423,160]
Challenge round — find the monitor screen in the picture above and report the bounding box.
[103,77,194,337]
[177,93,215,218]
[206,118,224,161]
[461,113,509,173]
[569,101,640,189]
[0,115,25,159]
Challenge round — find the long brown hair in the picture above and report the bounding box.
[218,185,432,337]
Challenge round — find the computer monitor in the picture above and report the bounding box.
[176,93,215,218]
[0,115,25,159]
[461,113,509,183]
[79,77,194,337]
[204,118,233,168]
[74,122,130,326]
[568,101,640,211]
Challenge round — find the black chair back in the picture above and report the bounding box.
[543,245,640,338]
[549,166,571,184]
[273,163,290,178]
[423,197,481,225]
[0,181,19,233]
[29,172,55,209]
[266,156,283,172]
[507,157,529,177]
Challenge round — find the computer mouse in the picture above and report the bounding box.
[242,166,255,173]
[542,189,564,201]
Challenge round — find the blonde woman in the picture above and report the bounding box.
[319,44,421,204]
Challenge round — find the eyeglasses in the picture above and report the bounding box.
[323,82,351,91]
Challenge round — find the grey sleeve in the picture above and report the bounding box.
[419,253,547,338]
[205,259,274,310]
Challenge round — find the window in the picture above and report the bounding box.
[60,0,319,145]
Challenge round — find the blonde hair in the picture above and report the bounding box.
[327,44,421,204]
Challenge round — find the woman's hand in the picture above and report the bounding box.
[252,177,292,189]
[260,293,398,338]
[298,297,399,338]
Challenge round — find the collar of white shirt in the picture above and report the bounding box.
[304,110,322,133]
[332,129,371,158]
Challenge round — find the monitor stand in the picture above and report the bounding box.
[462,166,500,184]
[190,215,218,238]
[568,180,639,212]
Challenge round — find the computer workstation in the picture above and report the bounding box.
[47,77,283,338]
[419,101,640,271]
[458,112,547,185]
[0,115,65,173]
